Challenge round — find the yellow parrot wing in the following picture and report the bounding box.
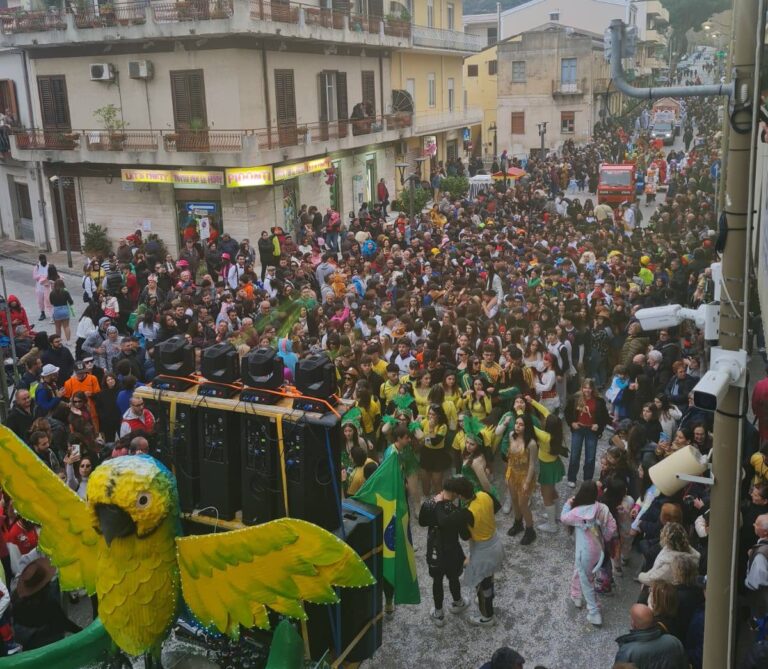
[0,425,99,593]
[176,517,375,636]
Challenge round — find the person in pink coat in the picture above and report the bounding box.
[560,480,618,627]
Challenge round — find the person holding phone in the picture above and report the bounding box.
[63,437,93,500]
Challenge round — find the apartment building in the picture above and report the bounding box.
[496,23,621,156]
[463,0,668,77]
[391,0,483,183]
[462,42,497,159]
[0,0,482,255]
[0,47,49,248]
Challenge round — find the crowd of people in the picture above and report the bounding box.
[0,89,767,668]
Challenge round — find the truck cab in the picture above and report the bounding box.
[597,165,636,205]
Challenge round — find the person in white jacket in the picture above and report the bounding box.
[638,522,700,586]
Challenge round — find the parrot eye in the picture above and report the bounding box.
[136,493,152,509]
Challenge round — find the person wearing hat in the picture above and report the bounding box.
[62,360,101,432]
[34,363,66,419]
[11,556,82,648]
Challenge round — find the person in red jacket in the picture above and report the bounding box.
[119,396,155,438]
[0,295,31,338]
[5,517,38,557]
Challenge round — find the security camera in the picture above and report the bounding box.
[49,175,59,183]
[692,370,731,412]
[692,347,747,411]
[635,303,719,340]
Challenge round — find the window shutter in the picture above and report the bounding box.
[336,71,348,120]
[274,69,296,124]
[467,64,478,77]
[318,73,328,123]
[510,112,524,135]
[361,71,375,113]
[368,0,383,17]
[37,75,70,130]
[170,70,206,129]
[170,72,191,128]
[0,80,19,120]
[336,71,348,138]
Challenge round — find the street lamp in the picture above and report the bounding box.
[488,122,498,159]
[49,175,73,268]
[536,122,548,158]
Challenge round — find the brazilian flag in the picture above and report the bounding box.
[353,450,420,604]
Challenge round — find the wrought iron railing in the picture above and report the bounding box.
[12,115,411,154]
[73,1,148,29]
[0,9,66,34]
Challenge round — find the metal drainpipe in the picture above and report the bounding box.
[21,50,51,252]
[608,19,733,100]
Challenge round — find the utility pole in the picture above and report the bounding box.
[53,176,73,268]
[703,0,760,666]
[537,122,547,157]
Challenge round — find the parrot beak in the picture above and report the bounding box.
[96,504,136,546]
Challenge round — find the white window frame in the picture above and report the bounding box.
[427,0,434,27]
[447,2,454,30]
[447,77,455,112]
[511,60,526,82]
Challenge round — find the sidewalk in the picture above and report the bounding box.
[0,239,86,278]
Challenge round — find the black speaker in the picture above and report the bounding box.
[201,342,240,384]
[171,403,199,513]
[154,335,196,391]
[305,499,383,661]
[294,353,336,400]
[197,409,242,520]
[240,413,281,526]
[282,419,342,533]
[241,347,284,405]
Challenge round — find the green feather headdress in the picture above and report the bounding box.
[342,407,362,429]
[392,393,415,413]
[462,415,484,440]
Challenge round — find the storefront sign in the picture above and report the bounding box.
[274,162,307,181]
[121,169,224,187]
[172,171,225,187]
[121,169,174,184]
[306,157,332,173]
[225,166,274,188]
[274,156,332,182]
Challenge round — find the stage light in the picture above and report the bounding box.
[240,347,285,404]
[153,335,195,391]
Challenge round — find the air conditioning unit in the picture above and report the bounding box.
[128,60,153,80]
[90,63,115,82]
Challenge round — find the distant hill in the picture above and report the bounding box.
[463,0,530,16]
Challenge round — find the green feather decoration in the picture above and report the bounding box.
[342,407,362,428]
[392,394,414,413]
[462,415,484,439]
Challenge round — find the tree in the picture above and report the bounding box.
[660,0,730,54]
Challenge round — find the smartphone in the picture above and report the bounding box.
[71,444,81,458]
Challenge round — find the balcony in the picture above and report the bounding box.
[552,78,586,96]
[0,1,411,49]
[411,24,484,53]
[10,113,413,167]
[412,107,483,134]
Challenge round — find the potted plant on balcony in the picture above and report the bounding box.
[99,3,117,27]
[93,104,128,151]
[210,0,231,20]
